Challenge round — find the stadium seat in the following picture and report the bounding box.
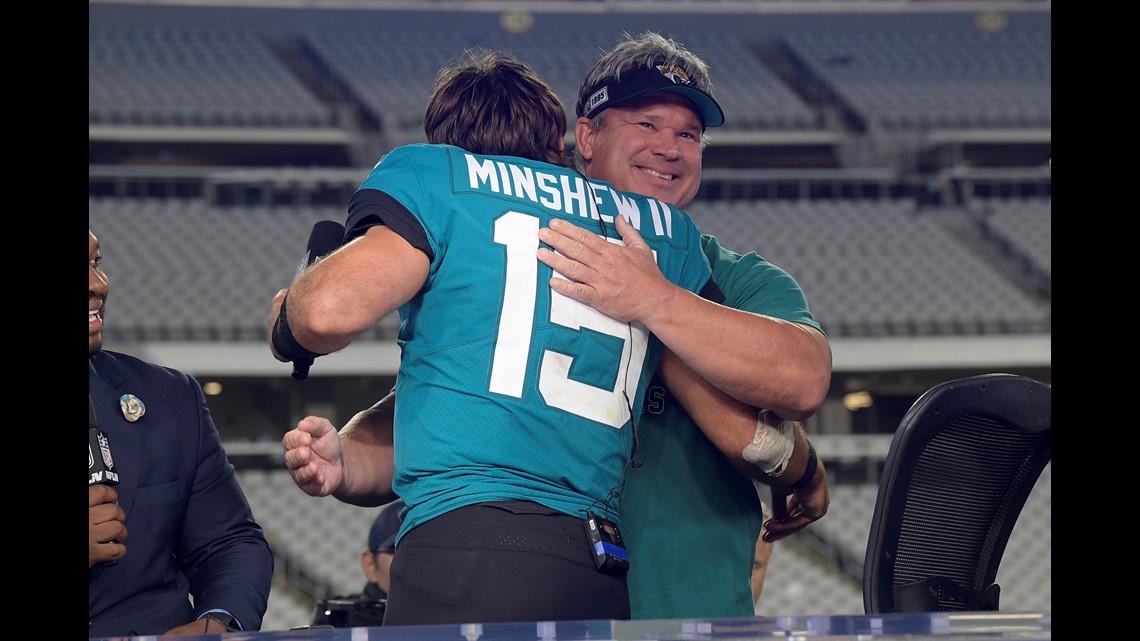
[862,373,1051,613]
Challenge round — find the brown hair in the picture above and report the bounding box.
[424,49,568,167]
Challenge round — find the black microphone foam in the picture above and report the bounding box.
[292,220,346,380]
[89,395,120,486]
[295,220,346,280]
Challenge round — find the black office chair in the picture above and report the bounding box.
[863,373,1051,614]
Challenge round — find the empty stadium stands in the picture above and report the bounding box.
[295,27,825,144]
[238,460,1051,628]
[670,33,822,131]
[88,196,401,342]
[90,6,1050,167]
[238,469,383,630]
[90,192,1049,342]
[299,29,475,136]
[89,26,336,130]
[978,196,1051,294]
[779,30,1051,133]
[686,197,1050,337]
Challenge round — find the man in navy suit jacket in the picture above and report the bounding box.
[88,228,273,636]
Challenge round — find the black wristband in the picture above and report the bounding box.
[787,442,818,490]
[272,294,323,362]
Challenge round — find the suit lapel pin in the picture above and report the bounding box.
[120,394,146,423]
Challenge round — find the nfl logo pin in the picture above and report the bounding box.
[120,394,146,423]
[98,432,115,468]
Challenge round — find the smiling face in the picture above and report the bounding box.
[575,92,705,209]
[89,230,108,356]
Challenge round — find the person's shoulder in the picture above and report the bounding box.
[91,349,194,387]
[369,143,435,169]
[370,144,466,180]
[92,348,157,373]
[388,143,454,161]
[702,233,778,269]
[448,145,566,173]
[700,233,732,256]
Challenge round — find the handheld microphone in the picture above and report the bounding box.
[292,220,345,380]
[295,220,346,280]
[89,395,119,486]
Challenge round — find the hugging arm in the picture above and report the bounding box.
[658,348,829,541]
[539,215,831,420]
[268,225,428,361]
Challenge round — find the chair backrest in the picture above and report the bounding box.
[863,373,1051,614]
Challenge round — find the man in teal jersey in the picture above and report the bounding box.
[537,31,834,619]
[280,38,831,622]
[269,50,719,625]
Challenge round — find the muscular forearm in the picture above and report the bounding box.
[645,289,831,420]
[332,400,398,507]
[660,349,810,483]
[535,216,829,417]
[285,226,428,355]
[286,270,378,355]
[660,348,822,488]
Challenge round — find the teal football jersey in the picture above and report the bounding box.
[350,144,714,545]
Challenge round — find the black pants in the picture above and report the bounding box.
[383,501,630,625]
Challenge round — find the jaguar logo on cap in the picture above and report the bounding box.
[578,62,724,127]
[656,64,692,85]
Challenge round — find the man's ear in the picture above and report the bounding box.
[574,118,596,162]
[360,550,380,584]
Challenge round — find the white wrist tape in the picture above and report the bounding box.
[742,410,796,477]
